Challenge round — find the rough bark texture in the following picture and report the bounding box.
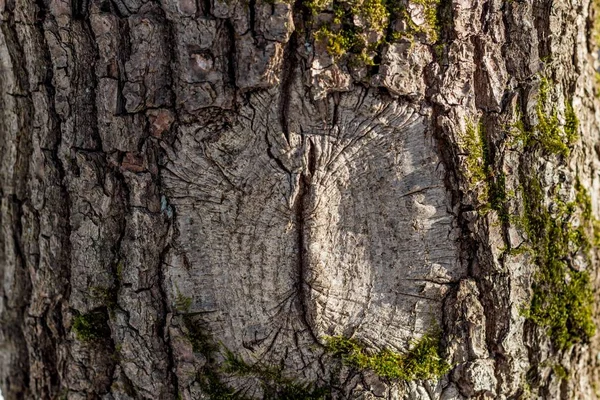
[2,0,600,398]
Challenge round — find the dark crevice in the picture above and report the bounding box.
[115,15,131,116]
[249,0,257,41]
[108,0,126,18]
[157,242,180,398]
[71,0,90,19]
[224,19,238,93]
[99,0,112,13]
[34,2,73,397]
[278,32,298,144]
[307,138,317,177]
[532,0,552,61]
[294,139,319,345]
[150,9,180,397]
[9,196,33,394]
[331,94,340,131]
[200,0,212,16]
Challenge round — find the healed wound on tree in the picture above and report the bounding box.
[4,0,600,397]
[176,291,450,396]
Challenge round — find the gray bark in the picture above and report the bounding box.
[1,0,600,398]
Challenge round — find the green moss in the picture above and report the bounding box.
[324,332,450,381]
[310,0,441,62]
[460,120,488,193]
[460,120,509,221]
[313,0,388,64]
[532,77,579,157]
[175,293,192,313]
[409,0,441,42]
[305,0,332,14]
[315,26,359,59]
[353,0,389,33]
[521,177,596,349]
[90,286,117,310]
[489,171,509,224]
[551,364,569,381]
[509,77,579,157]
[72,311,111,343]
[564,100,579,145]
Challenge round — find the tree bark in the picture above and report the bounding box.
[1,0,600,398]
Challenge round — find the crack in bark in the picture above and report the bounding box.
[34,7,74,398]
[294,138,319,345]
[0,8,37,396]
[157,243,179,399]
[278,32,297,144]
[224,19,238,94]
[71,0,90,20]
[115,14,131,116]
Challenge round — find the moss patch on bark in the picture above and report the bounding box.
[323,332,450,381]
[511,76,594,350]
[72,311,111,343]
[310,0,442,63]
[459,120,509,222]
[520,176,596,349]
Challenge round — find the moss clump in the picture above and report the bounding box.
[521,177,596,349]
[408,0,441,42]
[354,0,390,32]
[552,364,569,381]
[489,171,509,224]
[533,77,579,157]
[460,120,488,192]
[175,293,192,313]
[90,286,117,311]
[313,0,389,64]
[311,0,442,63]
[73,311,111,343]
[459,120,509,221]
[305,0,332,14]
[564,100,579,145]
[324,332,450,381]
[510,77,579,157]
[315,26,360,59]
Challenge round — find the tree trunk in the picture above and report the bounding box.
[1,0,600,398]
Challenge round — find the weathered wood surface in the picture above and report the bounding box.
[1,0,600,398]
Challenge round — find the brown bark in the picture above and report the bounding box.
[1,0,600,399]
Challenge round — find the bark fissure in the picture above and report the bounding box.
[278,31,297,144]
[295,139,319,345]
